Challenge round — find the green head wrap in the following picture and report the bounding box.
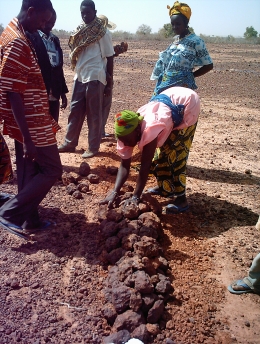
[114,110,144,137]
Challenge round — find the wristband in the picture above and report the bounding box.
[132,195,140,202]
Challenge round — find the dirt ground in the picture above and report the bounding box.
[0,41,259,344]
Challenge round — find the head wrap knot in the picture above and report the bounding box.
[167,1,191,20]
[114,110,144,137]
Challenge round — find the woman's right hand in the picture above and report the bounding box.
[99,190,118,208]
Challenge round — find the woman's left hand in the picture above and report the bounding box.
[100,190,118,208]
[121,195,140,209]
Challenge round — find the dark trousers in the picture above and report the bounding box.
[0,140,62,228]
[49,100,60,123]
[64,79,105,152]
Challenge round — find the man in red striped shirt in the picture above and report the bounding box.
[0,0,62,238]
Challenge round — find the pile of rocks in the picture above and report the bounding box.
[61,162,100,199]
[99,195,174,344]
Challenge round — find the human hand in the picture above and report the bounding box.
[23,139,37,161]
[100,190,118,208]
[104,85,112,97]
[60,94,68,110]
[114,42,128,56]
[121,195,140,209]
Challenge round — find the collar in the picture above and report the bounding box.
[38,30,55,41]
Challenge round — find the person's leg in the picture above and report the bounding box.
[61,79,87,149]
[0,133,13,183]
[49,100,60,123]
[84,80,105,154]
[149,123,197,213]
[0,143,62,228]
[243,253,260,293]
[102,92,112,136]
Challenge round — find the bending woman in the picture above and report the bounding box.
[151,1,213,95]
[100,86,200,214]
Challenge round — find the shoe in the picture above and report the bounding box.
[82,150,98,158]
[23,220,55,235]
[145,187,174,198]
[58,144,75,153]
[0,216,28,240]
[102,133,112,138]
[0,193,15,203]
[165,204,189,214]
[228,279,257,294]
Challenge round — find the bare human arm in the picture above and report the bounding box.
[133,138,157,198]
[60,93,68,110]
[100,137,157,208]
[100,157,131,207]
[7,92,37,160]
[193,63,213,78]
[104,56,114,97]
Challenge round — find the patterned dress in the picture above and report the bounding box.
[151,33,213,95]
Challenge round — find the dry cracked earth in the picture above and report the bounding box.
[0,41,259,344]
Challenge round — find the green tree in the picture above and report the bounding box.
[163,23,173,38]
[244,26,258,39]
[160,23,195,38]
[136,24,152,35]
[0,23,4,35]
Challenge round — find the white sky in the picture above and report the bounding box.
[1,0,260,37]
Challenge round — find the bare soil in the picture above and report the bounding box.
[0,41,259,344]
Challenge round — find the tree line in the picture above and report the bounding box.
[0,23,259,43]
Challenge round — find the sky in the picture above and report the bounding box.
[0,0,260,37]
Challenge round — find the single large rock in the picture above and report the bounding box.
[141,293,158,313]
[67,183,77,195]
[138,212,161,231]
[105,266,120,288]
[141,257,157,276]
[107,247,125,265]
[113,310,146,332]
[155,278,173,294]
[117,227,139,240]
[129,290,142,312]
[103,330,131,344]
[122,202,140,219]
[103,303,117,325]
[101,221,118,239]
[78,161,90,176]
[111,284,132,313]
[133,270,154,294]
[122,233,139,251]
[134,236,161,258]
[105,236,121,253]
[147,300,164,324]
[139,226,158,239]
[77,182,90,193]
[107,209,123,222]
[140,193,162,216]
[131,324,151,343]
[106,166,118,175]
[61,172,76,186]
[87,173,99,184]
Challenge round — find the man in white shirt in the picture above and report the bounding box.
[58,0,114,158]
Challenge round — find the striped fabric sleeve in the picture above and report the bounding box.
[0,38,32,94]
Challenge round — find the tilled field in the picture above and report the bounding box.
[0,41,259,344]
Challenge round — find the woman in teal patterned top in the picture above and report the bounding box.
[151,1,213,96]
